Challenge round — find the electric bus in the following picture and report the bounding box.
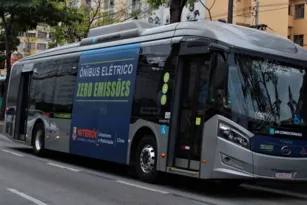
[4,20,307,184]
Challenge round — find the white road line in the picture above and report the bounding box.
[116,180,169,194]
[47,162,80,172]
[7,188,48,205]
[2,149,24,157]
[243,184,307,199]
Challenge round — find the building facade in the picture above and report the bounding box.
[17,23,52,57]
[127,0,206,25]
[206,0,307,48]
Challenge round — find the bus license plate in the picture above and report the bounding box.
[275,172,292,179]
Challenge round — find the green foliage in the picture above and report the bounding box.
[49,0,129,47]
[145,0,168,10]
[146,0,190,23]
[0,0,83,118]
[0,0,82,56]
[0,0,82,33]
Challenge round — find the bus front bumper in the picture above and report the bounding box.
[210,138,307,181]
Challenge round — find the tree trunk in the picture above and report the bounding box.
[170,0,186,23]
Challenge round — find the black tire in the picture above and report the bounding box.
[32,123,45,156]
[135,136,158,183]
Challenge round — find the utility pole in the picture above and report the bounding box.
[227,0,233,24]
[255,0,259,25]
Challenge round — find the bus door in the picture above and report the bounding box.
[171,54,211,171]
[14,63,34,141]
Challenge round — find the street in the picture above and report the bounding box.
[0,134,306,205]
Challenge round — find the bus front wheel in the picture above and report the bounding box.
[135,136,158,183]
[32,123,45,156]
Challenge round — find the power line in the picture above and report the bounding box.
[210,1,293,20]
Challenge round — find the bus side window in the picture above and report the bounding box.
[132,44,173,120]
[53,57,78,119]
[30,61,57,114]
[7,64,22,108]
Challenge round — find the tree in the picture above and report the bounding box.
[199,0,216,21]
[0,0,82,118]
[147,0,193,23]
[49,0,143,47]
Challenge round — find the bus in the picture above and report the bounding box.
[4,20,307,184]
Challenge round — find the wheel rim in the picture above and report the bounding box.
[35,130,43,151]
[140,144,155,173]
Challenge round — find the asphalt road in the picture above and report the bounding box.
[0,134,307,205]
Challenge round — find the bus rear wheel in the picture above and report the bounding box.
[135,136,158,183]
[32,123,45,156]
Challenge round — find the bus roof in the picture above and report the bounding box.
[19,20,307,64]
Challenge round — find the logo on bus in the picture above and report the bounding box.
[77,128,97,139]
[281,146,291,156]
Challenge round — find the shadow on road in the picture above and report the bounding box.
[10,147,307,202]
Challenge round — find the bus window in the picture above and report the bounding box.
[30,60,59,116]
[53,57,78,119]
[132,44,173,122]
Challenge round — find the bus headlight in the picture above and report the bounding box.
[218,123,250,149]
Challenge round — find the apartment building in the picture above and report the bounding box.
[17,23,52,57]
[206,0,307,48]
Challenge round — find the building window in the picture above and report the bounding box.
[110,0,114,7]
[38,31,47,39]
[38,23,47,27]
[37,43,47,50]
[18,32,24,37]
[104,0,109,10]
[132,0,141,13]
[49,33,54,40]
[69,0,79,7]
[294,34,304,46]
[289,5,292,16]
[26,32,36,38]
[25,43,35,50]
[295,4,305,19]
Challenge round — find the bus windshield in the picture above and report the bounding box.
[227,54,307,133]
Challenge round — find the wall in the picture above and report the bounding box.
[257,0,289,38]
[135,0,206,25]
[292,0,307,47]
[206,0,289,38]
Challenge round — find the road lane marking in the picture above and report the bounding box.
[7,188,48,205]
[243,184,307,199]
[47,162,80,172]
[116,180,169,194]
[2,149,24,157]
